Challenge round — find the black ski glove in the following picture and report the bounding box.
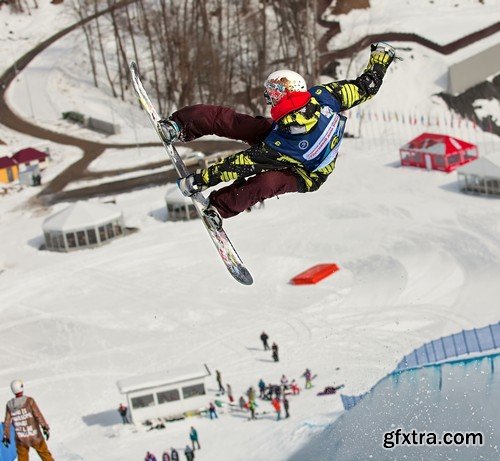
[42,427,50,441]
[1,435,9,447]
[356,71,384,96]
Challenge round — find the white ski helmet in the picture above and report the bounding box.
[10,379,24,395]
[264,69,307,106]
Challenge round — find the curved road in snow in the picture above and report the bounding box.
[1,1,499,204]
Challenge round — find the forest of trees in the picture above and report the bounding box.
[0,0,40,13]
[73,0,324,115]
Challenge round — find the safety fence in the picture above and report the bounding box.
[341,322,500,410]
[339,95,500,160]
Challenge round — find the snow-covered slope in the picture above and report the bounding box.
[0,1,499,460]
[291,354,500,461]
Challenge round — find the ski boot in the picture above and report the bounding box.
[177,175,222,230]
[364,42,398,78]
[158,119,180,143]
[177,174,205,197]
[202,205,223,231]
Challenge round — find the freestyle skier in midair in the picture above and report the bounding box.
[159,43,397,229]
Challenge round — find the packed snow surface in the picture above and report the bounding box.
[0,0,499,460]
[291,354,500,460]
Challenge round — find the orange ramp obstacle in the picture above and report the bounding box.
[290,263,340,285]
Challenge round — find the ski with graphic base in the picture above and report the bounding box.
[129,61,253,286]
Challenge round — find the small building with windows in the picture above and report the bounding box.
[42,201,125,252]
[457,157,500,196]
[116,365,211,424]
[164,186,198,221]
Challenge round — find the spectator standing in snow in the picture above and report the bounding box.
[170,448,179,461]
[283,397,290,418]
[303,368,313,389]
[249,399,257,420]
[274,384,282,399]
[280,374,289,391]
[258,379,266,398]
[260,331,270,350]
[272,397,281,421]
[263,384,274,401]
[184,445,195,461]
[238,396,246,411]
[2,379,54,461]
[189,426,200,450]
[246,386,256,402]
[215,370,225,394]
[118,403,130,424]
[290,379,300,395]
[208,402,218,419]
[271,342,279,362]
[145,451,157,461]
[162,451,171,461]
[226,383,234,403]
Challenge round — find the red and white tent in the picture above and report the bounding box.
[399,133,478,172]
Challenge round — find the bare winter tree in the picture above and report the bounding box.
[74,0,322,114]
[73,0,99,88]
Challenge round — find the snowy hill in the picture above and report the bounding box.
[1,1,500,460]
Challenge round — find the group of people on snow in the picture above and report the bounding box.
[144,426,200,461]
[221,365,319,423]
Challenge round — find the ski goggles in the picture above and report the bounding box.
[264,81,286,106]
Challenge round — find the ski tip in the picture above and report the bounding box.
[230,266,253,286]
[129,61,139,75]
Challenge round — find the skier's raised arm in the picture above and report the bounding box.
[323,43,397,111]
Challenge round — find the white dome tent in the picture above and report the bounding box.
[42,201,125,252]
[164,184,265,222]
[164,186,198,221]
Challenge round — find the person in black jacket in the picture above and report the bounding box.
[215,370,225,394]
[283,397,290,418]
[184,445,195,461]
[170,448,179,461]
[271,342,279,362]
[260,331,270,350]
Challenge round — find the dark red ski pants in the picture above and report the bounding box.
[209,170,299,218]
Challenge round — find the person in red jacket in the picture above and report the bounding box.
[271,397,281,421]
[2,379,53,461]
[159,43,397,229]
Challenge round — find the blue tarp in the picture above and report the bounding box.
[0,423,16,461]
